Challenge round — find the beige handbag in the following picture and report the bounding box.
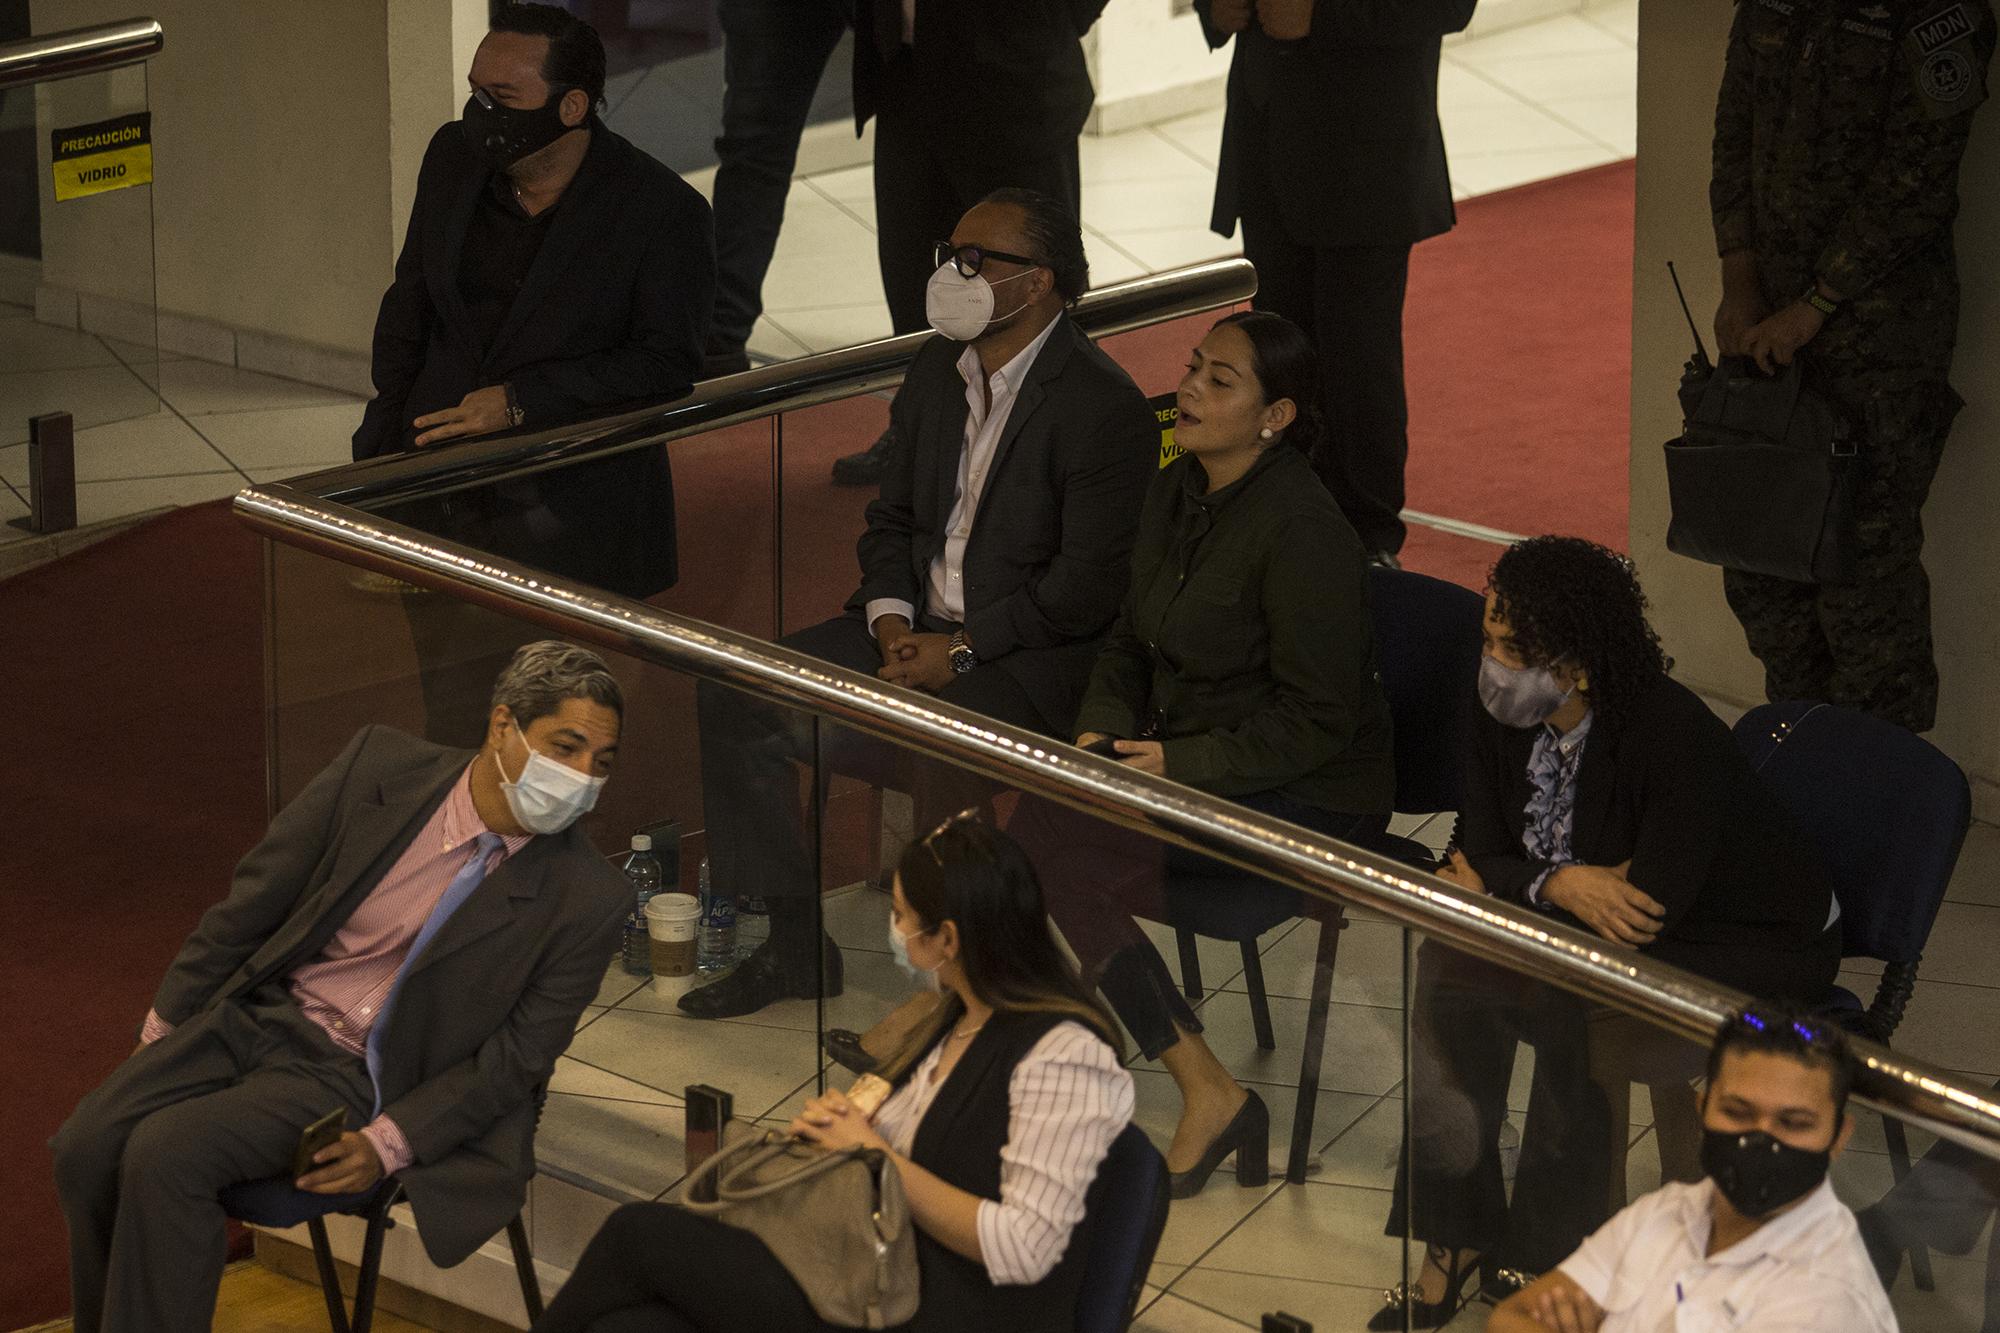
[674,1128,920,1329]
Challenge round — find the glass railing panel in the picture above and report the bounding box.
[774,396,887,636]
[1838,1101,1992,1331]
[2,59,158,454]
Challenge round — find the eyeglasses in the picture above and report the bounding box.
[935,242,1040,278]
[919,805,984,866]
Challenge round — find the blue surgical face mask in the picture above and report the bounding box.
[1477,653,1575,729]
[887,918,943,992]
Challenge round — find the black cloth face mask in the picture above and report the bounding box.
[1700,1124,1835,1218]
[461,87,575,170]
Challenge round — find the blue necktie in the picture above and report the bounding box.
[364,832,505,1115]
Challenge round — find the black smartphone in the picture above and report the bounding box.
[685,1084,733,1176]
[1081,736,1124,759]
[292,1107,346,1179]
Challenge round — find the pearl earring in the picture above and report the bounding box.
[1259,428,1273,440]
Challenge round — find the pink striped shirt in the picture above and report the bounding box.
[143,766,529,1175]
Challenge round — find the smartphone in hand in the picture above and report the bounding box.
[1081,736,1125,759]
[292,1108,347,1179]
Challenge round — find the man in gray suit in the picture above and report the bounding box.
[50,642,630,1333]
[682,188,1157,1019]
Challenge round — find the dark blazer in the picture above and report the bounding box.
[1073,445,1395,814]
[851,0,1107,164]
[1200,0,1476,248]
[353,121,716,598]
[149,726,628,1268]
[847,314,1156,734]
[1459,675,1839,1000]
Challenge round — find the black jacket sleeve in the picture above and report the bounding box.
[850,351,938,614]
[1620,707,1729,933]
[353,135,447,461]
[1459,715,1553,903]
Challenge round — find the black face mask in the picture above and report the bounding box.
[461,88,575,170]
[1700,1125,1835,1218]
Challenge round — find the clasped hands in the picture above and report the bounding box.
[790,1087,890,1156]
[297,1131,384,1195]
[1436,851,1664,949]
[1208,0,1313,40]
[873,615,956,693]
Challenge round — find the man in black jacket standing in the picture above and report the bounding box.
[682,190,1156,1019]
[1200,0,1475,564]
[352,3,715,744]
[830,0,1109,485]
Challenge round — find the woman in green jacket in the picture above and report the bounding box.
[1019,310,1394,1197]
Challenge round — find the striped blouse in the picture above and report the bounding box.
[872,1019,1136,1287]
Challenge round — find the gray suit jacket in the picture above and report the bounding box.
[150,725,628,1267]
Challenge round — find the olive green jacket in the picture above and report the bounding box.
[1073,446,1394,814]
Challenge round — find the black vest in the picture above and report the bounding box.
[897,1010,1114,1333]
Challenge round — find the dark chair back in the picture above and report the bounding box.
[1076,1124,1171,1333]
[1733,701,1969,966]
[219,1175,392,1228]
[1367,565,1485,816]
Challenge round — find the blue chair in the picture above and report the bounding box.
[220,1176,541,1333]
[1734,699,1971,1291]
[1168,566,1485,1181]
[1076,1124,1171,1333]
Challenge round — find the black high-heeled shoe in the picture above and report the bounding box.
[1367,1244,1481,1331]
[1167,1089,1269,1199]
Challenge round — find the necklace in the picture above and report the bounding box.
[948,1021,986,1043]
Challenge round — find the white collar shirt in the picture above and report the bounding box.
[1560,1178,1897,1332]
[865,315,1061,636]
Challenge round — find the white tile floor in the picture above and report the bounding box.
[530,799,2000,1331]
[0,1,1638,551]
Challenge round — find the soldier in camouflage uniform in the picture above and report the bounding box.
[1710,0,1992,731]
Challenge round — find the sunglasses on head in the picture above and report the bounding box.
[935,241,1040,278]
[919,805,985,867]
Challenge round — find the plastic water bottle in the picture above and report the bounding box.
[620,835,664,976]
[696,857,737,975]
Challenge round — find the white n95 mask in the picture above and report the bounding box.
[496,730,605,834]
[925,263,1032,342]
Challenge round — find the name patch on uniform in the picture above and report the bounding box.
[1913,3,1976,52]
[1152,394,1181,469]
[1755,0,1798,14]
[49,112,152,202]
[1840,18,1895,38]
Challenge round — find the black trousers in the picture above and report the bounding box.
[709,0,852,355]
[49,989,377,1333]
[1385,944,1616,1275]
[1233,109,1412,555]
[697,612,1047,966]
[872,49,1083,334]
[532,1201,873,1333]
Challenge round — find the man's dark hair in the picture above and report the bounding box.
[981,187,1090,304]
[1705,1004,1854,1118]
[491,2,608,114]
[1487,536,1670,727]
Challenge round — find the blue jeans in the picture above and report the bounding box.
[709,0,850,354]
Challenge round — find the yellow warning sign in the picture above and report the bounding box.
[51,113,153,202]
[1151,393,1182,469]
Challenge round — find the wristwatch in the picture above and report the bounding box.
[948,629,977,675]
[1801,284,1841,318]
[502,382,525,428]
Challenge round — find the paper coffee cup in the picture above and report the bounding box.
[644,893,701,978]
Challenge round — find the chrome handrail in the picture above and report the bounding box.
[0,19,163,91]
[289,257,1256,513]
[233,482,2000,1159]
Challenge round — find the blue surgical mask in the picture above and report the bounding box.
[887,918,943,992]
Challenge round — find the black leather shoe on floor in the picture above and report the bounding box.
[1367,1245,1482,1331]
[831,427,897,487]
[677,935,845,1020]
[1167,1089,1269,1199]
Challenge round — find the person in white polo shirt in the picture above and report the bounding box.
[1489,1005,1896,1333]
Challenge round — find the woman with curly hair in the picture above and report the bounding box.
[1371,536,1839,1329]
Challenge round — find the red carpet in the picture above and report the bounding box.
[0,160,1633,1329]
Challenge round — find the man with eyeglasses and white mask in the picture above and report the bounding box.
[51,642,631,1333]
[1489,1006,1897,1333]
[682,188,1157,1020]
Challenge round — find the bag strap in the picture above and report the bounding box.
[675,1132,775,1213]
[714,1140,883,1203]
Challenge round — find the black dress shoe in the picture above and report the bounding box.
[1168,1089,1269,1199]
[1367,1245,1482,1331]
[831,427,899,487]
[677,935,845,1020]
[825,1028,879,1075]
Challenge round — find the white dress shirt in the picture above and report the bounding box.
[865,315,1062,638]
[1559,1177,1898,1332]
[871,1019,1135,1287]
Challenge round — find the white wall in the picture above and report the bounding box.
[1629,0,2000,814]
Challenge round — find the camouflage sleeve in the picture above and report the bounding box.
[1815,1,1993,297]
[1710,2,1758,257]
